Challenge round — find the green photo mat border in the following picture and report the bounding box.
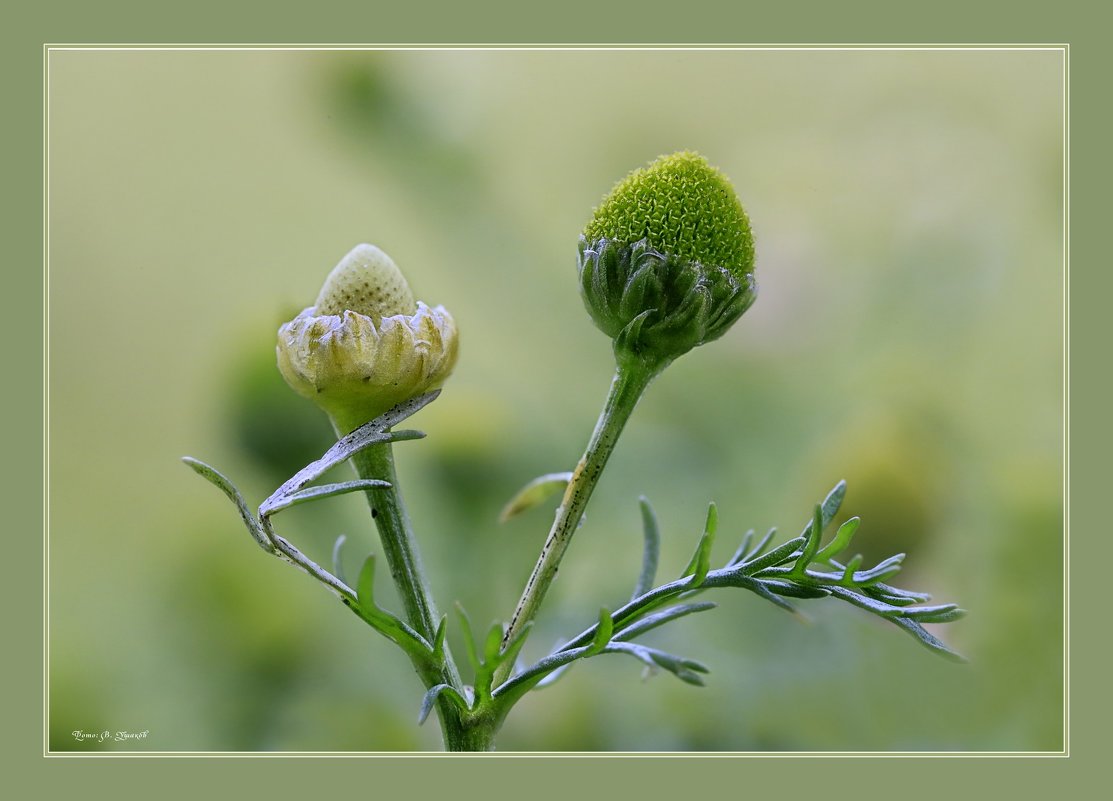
[7,0,1105,794]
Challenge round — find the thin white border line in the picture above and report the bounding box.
[42,43,1069,758]
[1061,43,1070,756]
[41,44,1070,51]
[43,42,52,759]
[50,750,1068,757]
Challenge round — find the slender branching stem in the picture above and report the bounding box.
[497,358,660,680]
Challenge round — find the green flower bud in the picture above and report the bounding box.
[276,244,458,433]
[579,151,756,367]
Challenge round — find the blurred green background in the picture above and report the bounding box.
[47,48,1063,752]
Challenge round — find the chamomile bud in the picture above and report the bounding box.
[276,244,458,433]
[578,151,757,368]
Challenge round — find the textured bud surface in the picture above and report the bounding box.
[277,245,457,432]
[578,152,757,367]
[314,244,417,322]
[583,151,754,281]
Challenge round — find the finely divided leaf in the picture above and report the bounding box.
[499,622,534,678]
[417,684,470,725]
[613,602,717,642]
[728,529,756,566]
[483,621,504,665]
[889,617,967,662]
[795,504,824,571]
[816,517,860,563]
[331,535,348,586]
[260,479,391,517]
[681,503,717,585]
[762,581,830,599]
[455,602,481,675]
[902,604,967,624]
[432,615,448,665]
[182,457,273,552]
[839,554,863,586]
[352,555,433,661]
[356,555,377,609]
[633,496,661,600]
[734,527,777,566]
[605,642,710,686]
[741,536,806,574]
[851,554,905,586]
[588,608,614,656]
[474,621,508,700]
[814,480,847,532]
[499,472,574,523]
[732,576,799,614]
[261,392,438,513]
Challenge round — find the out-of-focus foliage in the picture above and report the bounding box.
[48,49,1063,751]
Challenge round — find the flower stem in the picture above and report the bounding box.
[348,444,439,636]
[497,358,659,674]
[442,712,500,752]
[345,438,475,748]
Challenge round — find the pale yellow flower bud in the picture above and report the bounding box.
[276,244,458,432]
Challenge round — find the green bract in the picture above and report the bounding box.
[276,244,458,433]
[579,152,757,367]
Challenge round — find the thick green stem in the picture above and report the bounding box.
[349,443,441,640]
[498,359,658,674]
[442,712,500,752]
[342,436,476,749]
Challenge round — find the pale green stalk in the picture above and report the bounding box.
[497,358,660,681]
